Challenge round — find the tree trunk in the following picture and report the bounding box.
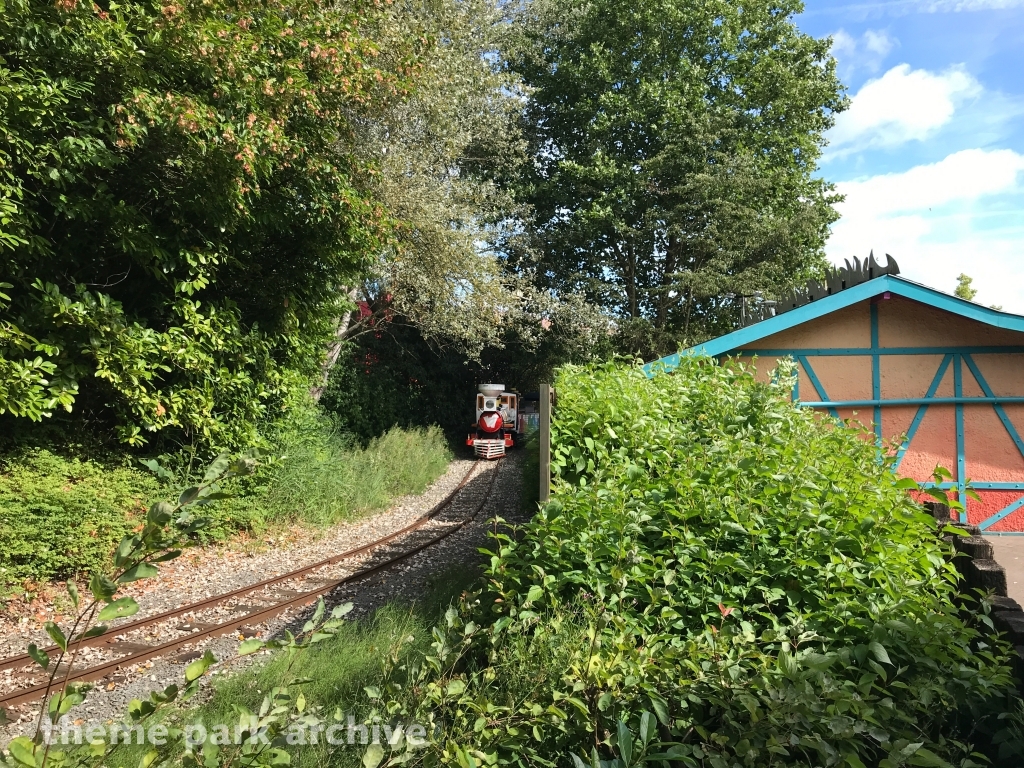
[310,286,360,402]
[656,235,678,330]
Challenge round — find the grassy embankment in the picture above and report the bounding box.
[0,419,451,598]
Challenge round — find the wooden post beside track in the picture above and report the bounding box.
[539,383,552,502]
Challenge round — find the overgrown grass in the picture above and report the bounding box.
[104,570,476,768]
[204,422,452,537]
[0,419,451,596]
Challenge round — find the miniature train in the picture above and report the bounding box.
[466,384,522,459]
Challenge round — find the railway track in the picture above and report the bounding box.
[0,459,500,713]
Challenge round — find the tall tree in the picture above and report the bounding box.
[320,0,612,384]
[955,273,978,302]
[502,0,846,355]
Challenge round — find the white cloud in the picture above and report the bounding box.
[830,28,896,74]
[827,148,1024,312]
[827,64,981,155]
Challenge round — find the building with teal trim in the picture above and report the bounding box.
[644,271,1024,533]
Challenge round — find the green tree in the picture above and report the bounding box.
[0,0,416,449]
[955,273,978,302]
[501,0,846,356]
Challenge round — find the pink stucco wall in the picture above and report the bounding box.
[736,294,1024,531]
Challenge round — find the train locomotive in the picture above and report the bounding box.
[466,384,519,459]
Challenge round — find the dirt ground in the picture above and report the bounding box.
[988,536,1024,606]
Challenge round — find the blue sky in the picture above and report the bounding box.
[797,0,1024,312]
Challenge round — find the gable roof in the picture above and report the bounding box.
[644,274,1024,375]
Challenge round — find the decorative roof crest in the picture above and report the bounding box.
[741,251,900,327]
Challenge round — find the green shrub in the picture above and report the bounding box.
[0,449,159,592]
[369,358,1022,766]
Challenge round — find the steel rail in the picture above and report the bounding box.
[0,460,497,709]
[0,462,481,674]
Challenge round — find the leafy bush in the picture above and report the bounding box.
[320,332,483,445]
[370,358,1021,766]
[0,449,159,592]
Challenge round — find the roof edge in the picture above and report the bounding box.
[644,275,1024,375]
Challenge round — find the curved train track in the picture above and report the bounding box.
[0,459,500,713]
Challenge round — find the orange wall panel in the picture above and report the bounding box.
[878,295,1024,348]
[725,292,1024,531]
[754,302,869,349]
[899,406,958,483]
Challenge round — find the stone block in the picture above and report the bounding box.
[991,595,1023,612]
[993,611,1024,641]
[964,559,1008,597]
[954,535,994,560]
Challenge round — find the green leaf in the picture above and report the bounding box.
[7,736,38,767]
[178,487,201,507]
[81,625,109,639]
[89,573,117,602]
[66,580,79,609]
[114,536,139,567]
[445,679,467,696]
[118,562,159,583]
[147,501,174,526]
[869,641,892,666]
[238,639,265,656]
[525,585,543,604]
[44,622,68,652]
[362,743,385,768]
[185,650,216,682]
[907,747,953,767]
[27,644,49,670]
[648,693,670,725]
[616,719,633,766]
[97,597,139,622]
[638,711,656,747]
[203,453,232,482]
[331,602,354,619]
[141,459,174,482]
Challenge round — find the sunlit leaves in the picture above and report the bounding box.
[0,0,417,448]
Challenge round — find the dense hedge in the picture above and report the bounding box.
[0,449,159,591]
[374,358,1022,766]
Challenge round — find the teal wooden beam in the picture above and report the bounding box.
[796,356,840,419]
